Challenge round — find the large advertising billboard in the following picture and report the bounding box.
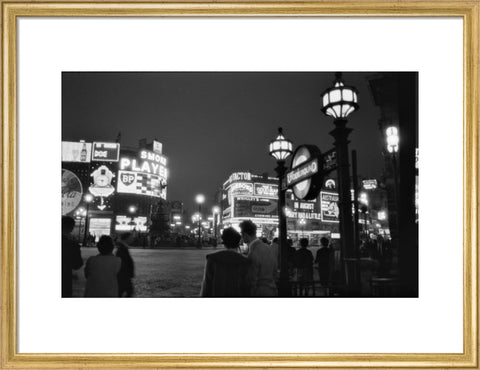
[233,197,278,219]
[117,149,168,198]
[92,142,120,162]
[61,169,83,215]
[320,191,340,223]
[253,183,278,198]
[62,141,92,163]
[117,170,166,198]
[115,216,148,232]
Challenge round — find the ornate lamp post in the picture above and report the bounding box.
[269,127,293,296]
[321,72,359,293]
[83,193,93,246]
[212,206,220,241]
[195,194,205,247]
[386,126,400,205]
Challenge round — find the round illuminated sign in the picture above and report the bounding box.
[290,145,323,200]
[61,169,83,215]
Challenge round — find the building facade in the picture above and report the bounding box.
[61,139,168,242]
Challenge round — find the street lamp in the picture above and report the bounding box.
[321,72,359,294]
[386,126,400,205]
[195,194,205,247]
[269,127,293,296]
[75,207,86,241]
[83,193,94,246]
[212,206,220,242]
[299,218,306,237]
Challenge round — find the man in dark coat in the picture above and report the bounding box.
[315,237,332,285]
[200,227,251,297]
[116,232,135,297]
[61,216,83,297]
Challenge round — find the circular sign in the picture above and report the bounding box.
[62,169,83,215]
[290,145,323,200]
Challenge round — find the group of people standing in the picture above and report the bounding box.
[62,216,135,298]
[200,220,334,297]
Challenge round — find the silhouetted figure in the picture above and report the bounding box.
[270,237,280,269]
[62,216,83,297]
[315,237,332,285]
[294,238,314,279]
[200,227,251,297]
[116,232,135,297]
[287,238,296,277]
[240,220,277,296]
[84,235,121,297]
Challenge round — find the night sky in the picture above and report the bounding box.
[62,72,384,213]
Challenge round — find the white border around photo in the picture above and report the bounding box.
[18,17,463,353]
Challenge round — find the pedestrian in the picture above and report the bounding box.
[315,237,332,285]
[294,238,314,295]
[84,235,121,297]
[270,237,280,269]
[200,227,251,297]
[240,220,277,297]
[62,216,83,297]
[116,232,135,297]
[287,238,296,277]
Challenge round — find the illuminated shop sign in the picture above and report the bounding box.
[254,183,278,198]
[229,182,254,195]
[117,149,168,198]
[89,218,112,241]
[233,197,278,219]
[62,141,92,163]
[92,142,120,162]
[362,179,378,190]
[320,191,340,223]
[61,169,83,215]
[324,179,336,189]
[227,172,252,184]
[115,216,148,232]
[119,150,167,179]
[89,165,115,210]
[293,201,315,212]
[117,170,166,198]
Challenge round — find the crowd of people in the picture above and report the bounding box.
[62,216,135,298]
[62,215,337,298]
[199,220,335,297]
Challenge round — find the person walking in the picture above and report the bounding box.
[200,227,251,297]
[84,235,121,297]
[240,220,277,297]
[116,232,135,297]
[62,216,83,297]
[294,238,314,295]
[315,237,332,285]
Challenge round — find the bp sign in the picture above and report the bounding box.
[286,145,323,200]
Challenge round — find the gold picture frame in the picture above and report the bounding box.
[1,1,478,368]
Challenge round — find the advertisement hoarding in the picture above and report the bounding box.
[91,142,120,162]
[115,216,148,232]
[62,141,92,163]
[320,191,340,223]
[233,197,278,219]
[117,170,166,198]
[253,183,278,198]
[61,169,83,215]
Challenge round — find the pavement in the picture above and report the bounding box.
[72,247,213,297]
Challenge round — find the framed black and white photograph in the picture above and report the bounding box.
[1,1,478,368]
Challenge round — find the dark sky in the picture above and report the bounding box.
[62,72,383,213]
